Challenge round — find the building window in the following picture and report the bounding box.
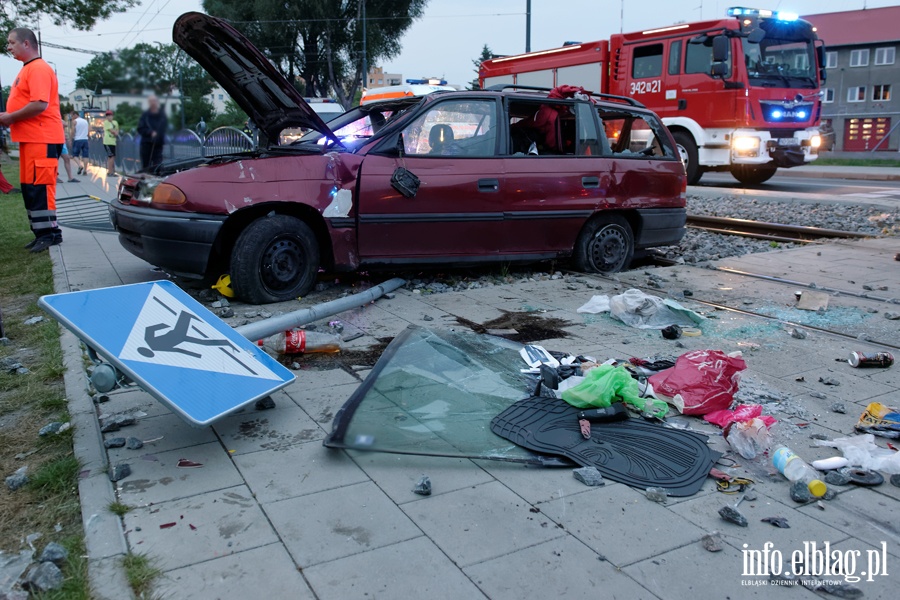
[218,94,224,100]
[875,47,895,65]
[873,84,892,101]
[847,86,866,102]
[823,88,834,103]
[825,51,837,68]
[849,49,869,67]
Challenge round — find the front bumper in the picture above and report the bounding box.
[635,208,686,249]
[110,203,226,276]
[730,127,820,167]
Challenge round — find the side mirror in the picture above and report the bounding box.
[712,36,729,63]
[710,63,728,77]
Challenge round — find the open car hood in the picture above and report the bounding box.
[173,12,341,146]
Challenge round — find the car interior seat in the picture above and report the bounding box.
[429,124,454,154]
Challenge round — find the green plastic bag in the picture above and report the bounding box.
[561,364,668,418]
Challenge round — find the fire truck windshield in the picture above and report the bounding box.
[741,36,817,89]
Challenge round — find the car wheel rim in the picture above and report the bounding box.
[589,225,626,271]
[676,143,689,167]
[260,236,305,293]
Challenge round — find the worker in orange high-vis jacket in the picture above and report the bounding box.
[0,27,66,253]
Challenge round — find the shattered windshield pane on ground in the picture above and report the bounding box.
[324,326,568,464]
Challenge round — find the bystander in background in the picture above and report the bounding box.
[70,110,89,174]
[137,95,167,171]
[103,110,118,177]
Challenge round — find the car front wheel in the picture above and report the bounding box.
[230,215,319,304]
[574,215,635,274]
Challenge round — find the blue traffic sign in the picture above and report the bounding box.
[40,281,295,426]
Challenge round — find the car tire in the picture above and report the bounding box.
[731,164,778,186]
[574,214,635,274]
[672,131,702,185]
[230,215,319,304]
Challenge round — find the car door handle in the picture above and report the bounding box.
[582,176,600,189]
[478,178,500,192]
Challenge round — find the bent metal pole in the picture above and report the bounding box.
[233,278,406,342]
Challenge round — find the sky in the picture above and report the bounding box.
[1,0,897,98]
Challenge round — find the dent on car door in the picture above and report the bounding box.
[356,98,504,260]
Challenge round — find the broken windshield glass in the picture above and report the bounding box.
[324,326,570,465]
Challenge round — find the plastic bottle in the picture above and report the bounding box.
[257,330,342,355]
[772,446,827,497]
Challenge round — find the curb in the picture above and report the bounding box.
[775,169,900,182]
[49,245,136,600]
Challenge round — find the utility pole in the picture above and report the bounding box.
[361,0,367,91]
[526,0,531,52]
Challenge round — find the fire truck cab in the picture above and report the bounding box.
[481,7,826,185]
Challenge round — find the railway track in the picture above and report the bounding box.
[686,215,876,244]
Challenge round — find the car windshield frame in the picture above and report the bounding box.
[293,98,425,151]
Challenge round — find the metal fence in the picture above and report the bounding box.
[86,126,254,175]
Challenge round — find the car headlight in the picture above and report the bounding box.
[134,178,162,204]
[810,135,822,148]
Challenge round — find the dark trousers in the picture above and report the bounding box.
[140,142,164,172]
[20,142,63,239]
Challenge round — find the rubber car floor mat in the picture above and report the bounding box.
[491,396,720,496]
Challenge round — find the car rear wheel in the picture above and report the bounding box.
[672,131,702,185]
[731,164,778,186]
[230,215,319,304]
[574,215,634,274]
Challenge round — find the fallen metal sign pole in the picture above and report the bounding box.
[234,278,406,342]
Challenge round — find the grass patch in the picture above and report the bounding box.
[814,157,900,168]
[0,157,87,596]
[108,501,133,517]
[123,553,162,599]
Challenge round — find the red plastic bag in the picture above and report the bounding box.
[648,350,747,415]
[704,404,777,429]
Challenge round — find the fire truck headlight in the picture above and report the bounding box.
[810,135,822,148]
[733,136,761,158]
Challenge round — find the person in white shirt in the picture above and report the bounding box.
[70,111,90,175]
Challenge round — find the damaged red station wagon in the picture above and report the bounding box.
[111,12,687,304]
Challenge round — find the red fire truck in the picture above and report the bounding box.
[480,7,826,185]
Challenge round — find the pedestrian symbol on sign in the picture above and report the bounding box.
[137,310,237,358]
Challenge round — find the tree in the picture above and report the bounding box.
[1,0,135,32]
[113,101,142,133]
[210,99,248,130]
[75,43,214,100]
[469,44,494,90]
[202,0,428,107]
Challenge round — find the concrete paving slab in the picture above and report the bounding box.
[265,481,423,568]
[285,381,360,428]
[797,488,900,559]
[464,535,658,599]
[539,484,707,567]
[116,441,242,505]
[155,543,316,600]
[303,536,485,600]
[99,387,173,419]
[123,486,278,571]
[347,451,494,504]
[282,367,360,394]
[104,412,218,462]
[233,442,368,504]
[214,403,324,455]
[667,489,851,555]
[471,460,608,506]
[827,538,895,597]
[401,480,567,568]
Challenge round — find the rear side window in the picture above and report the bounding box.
[668,41,682,75]
[401,100,498,156]
[507,99,600,156]
[633,44,663,79]
[597,108,676,159]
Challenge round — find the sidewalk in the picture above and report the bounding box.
[778,164,900,181]
[50,169,899,599]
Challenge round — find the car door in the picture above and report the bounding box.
[501,99,605,255]
[356,98,505,261]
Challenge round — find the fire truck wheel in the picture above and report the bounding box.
[672,132,701,185]
[574,214,634,274]
[731,165,778,186]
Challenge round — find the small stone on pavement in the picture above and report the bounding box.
[825,470,852,486]
[109,464,132,482]
[830,402,847,414]
[126,437,144,450]
[103,437,126,449]
[255,397,276,410]
[790,481,815,503]
[412,475,432,496]
[718,505,748,527]
[39,542,68,566]
[24,561,63,592]
[701,532,723,552]
[573,467,605,487]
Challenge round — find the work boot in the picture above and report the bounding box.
[29,235,62,253]
[24,237,38,249]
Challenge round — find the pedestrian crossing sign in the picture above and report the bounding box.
[40,280,295,426]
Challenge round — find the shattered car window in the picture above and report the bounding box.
[295,99,421,150]
[324,326,567,464]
